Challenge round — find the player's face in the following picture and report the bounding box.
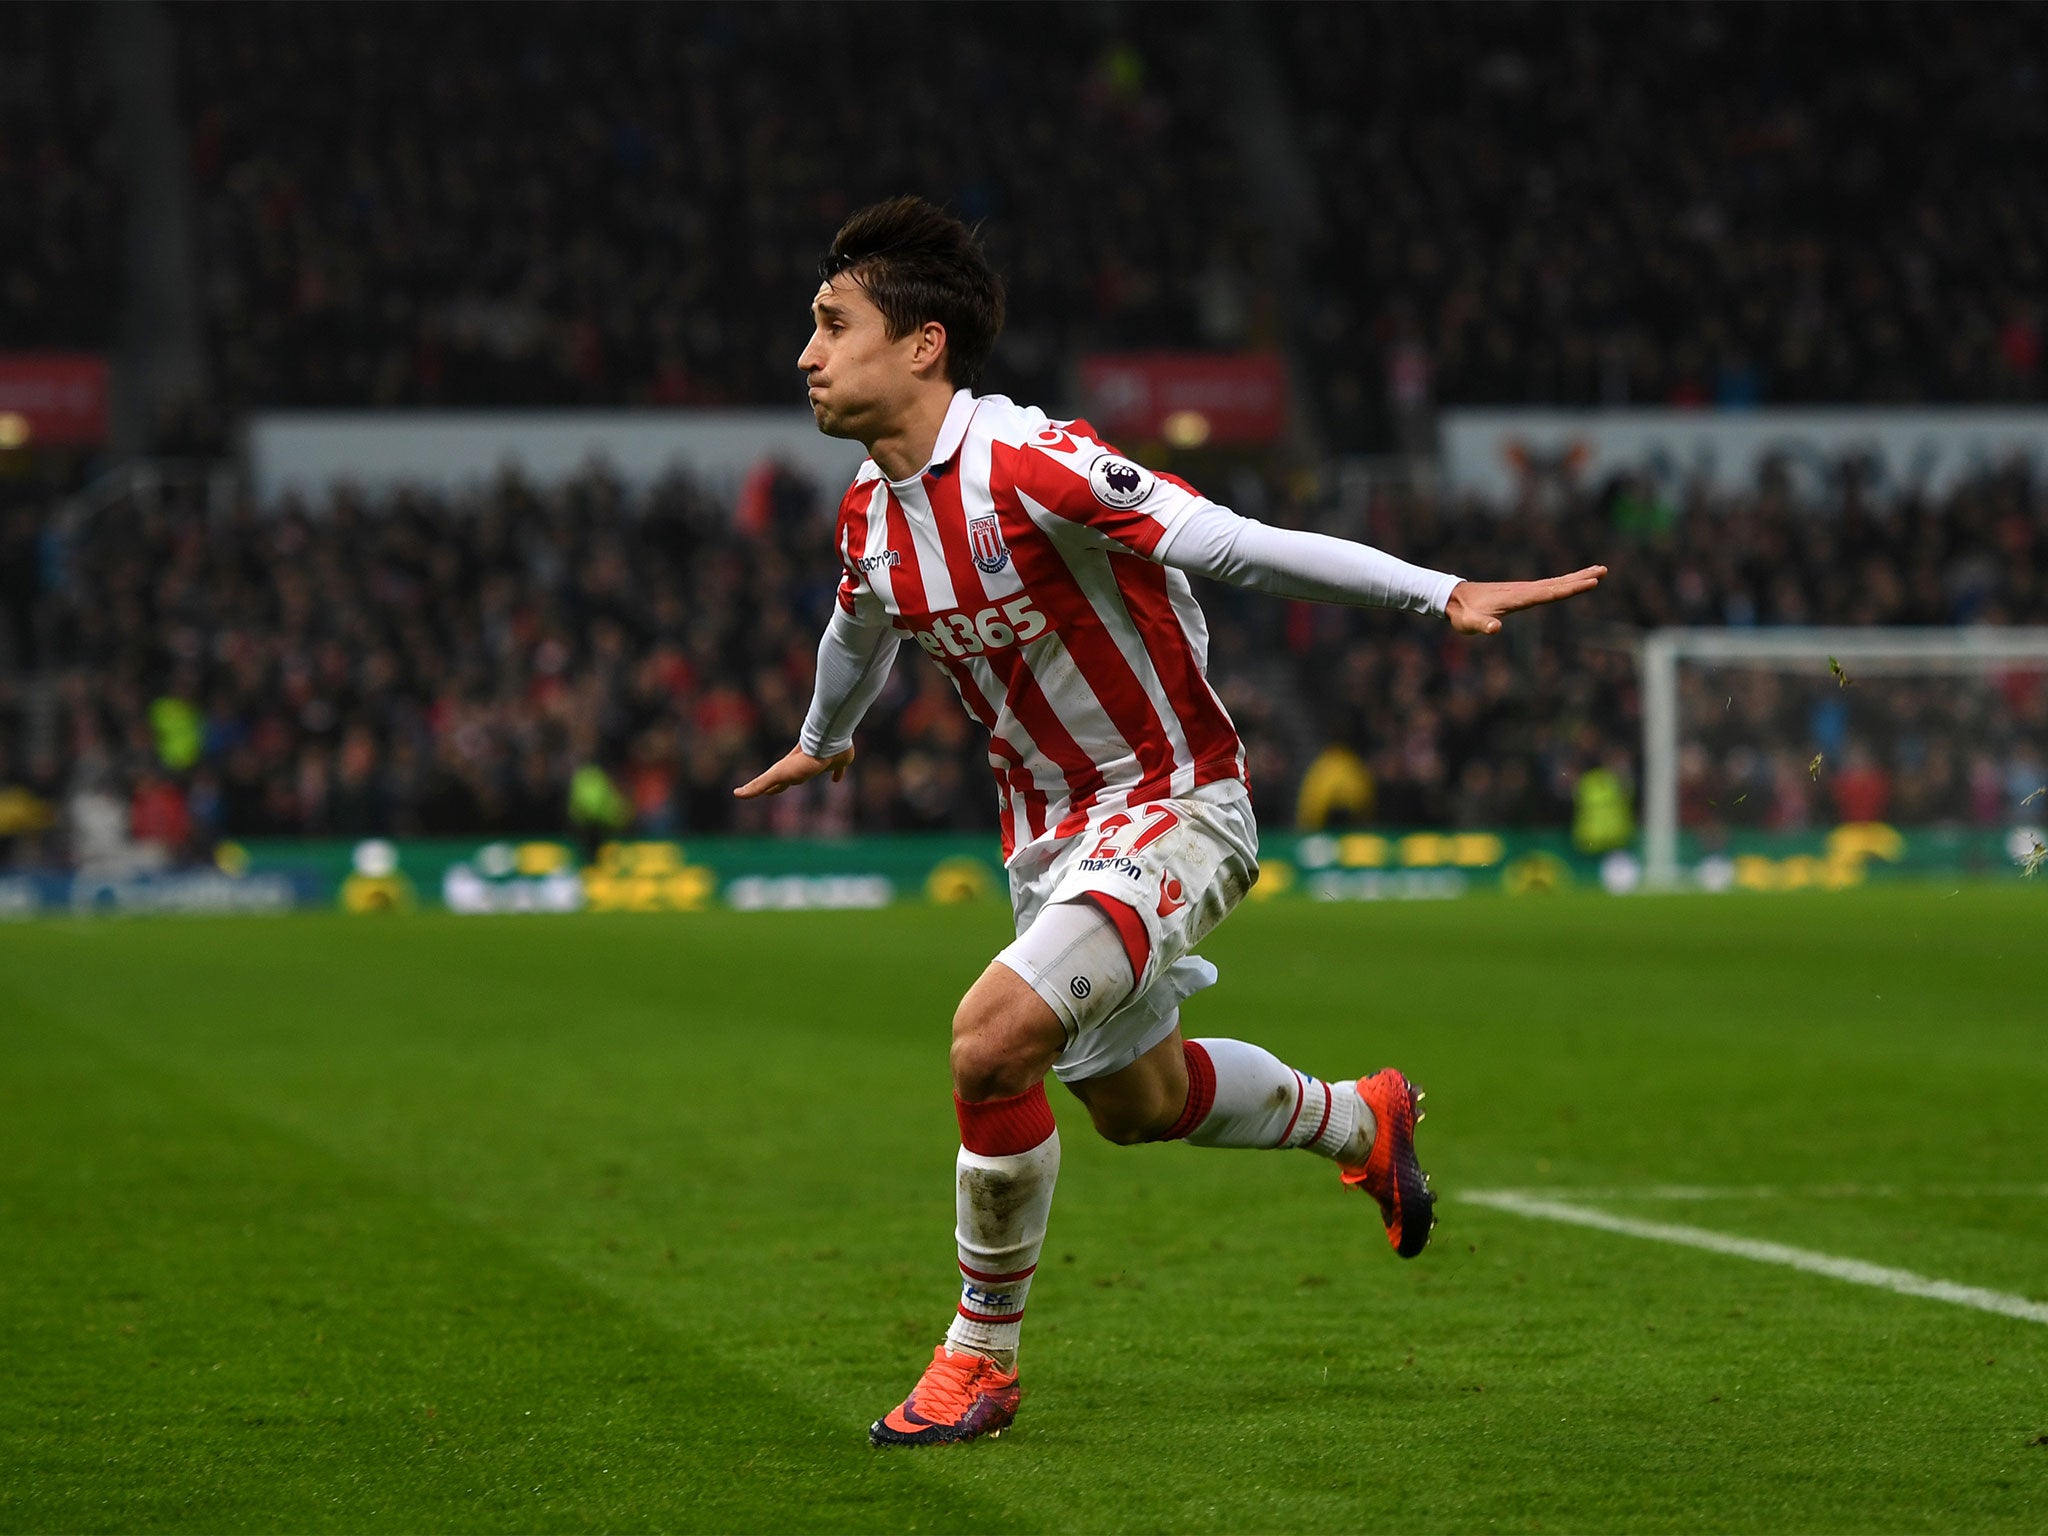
[798,276,927,441]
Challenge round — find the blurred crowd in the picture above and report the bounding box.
[177,1,1259,420]
[1285,3,2048,448]
[4,0,2046,872]
[0,5,119,349]
[3,458,2044,872]
[1267,464,2048,842]
[12,3,2047,453]
[165,1,2048,448]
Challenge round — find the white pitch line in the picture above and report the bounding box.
[1465,1189,2048,1327]
[1474,1182,2048,1203]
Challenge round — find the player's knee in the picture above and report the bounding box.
[949,1032,1011,1102]
[949,1014,1043,1102]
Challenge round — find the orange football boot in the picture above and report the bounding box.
[869,1345,1021,1447]
[1340,1067,1435,1257]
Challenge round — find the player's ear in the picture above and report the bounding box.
[910,320,948,378]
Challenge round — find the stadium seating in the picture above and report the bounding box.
[4,463,2043,870]
[176,1,1253,412]
[1280,3,2048,446]
[0,6,120,349]
[167,3,2048,440]
[5,3,2046,870]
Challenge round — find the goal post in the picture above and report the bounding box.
[1639,627,2048,889]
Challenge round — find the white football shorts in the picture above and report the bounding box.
[995,780,1260,1083]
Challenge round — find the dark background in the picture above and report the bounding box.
[2,1,2044,869]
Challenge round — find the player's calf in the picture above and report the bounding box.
[1141,1038,1437,1257]
[1065,1030,1188,1144]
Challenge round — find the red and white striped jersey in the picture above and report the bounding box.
[832,389,1247,859]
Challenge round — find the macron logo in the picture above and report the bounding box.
[855,550,901,573]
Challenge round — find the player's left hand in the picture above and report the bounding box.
[1444,566,1607,635]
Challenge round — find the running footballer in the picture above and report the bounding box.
[736,196,1606,1447]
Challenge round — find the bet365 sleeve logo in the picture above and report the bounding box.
[1088,453,1155,510]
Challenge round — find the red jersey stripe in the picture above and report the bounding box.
[835,482,874,614]
[991,443,1180,794]
[1106,552,1242,786]
[927,464,994,614]
[1004,745,1048,840]
[993,650,1106,824]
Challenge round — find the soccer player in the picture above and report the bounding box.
[736,197,1605,1447]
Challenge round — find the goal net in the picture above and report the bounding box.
[1639,628,2048,889]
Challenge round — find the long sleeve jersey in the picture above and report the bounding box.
[799,389,1460,859]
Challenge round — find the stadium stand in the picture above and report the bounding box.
[4,462,2043,871]
[0,5,121,349]
[168,3,2048,442]
[4,2,2045,873]
[1280,3,2048,447]
[176,1,1260,413]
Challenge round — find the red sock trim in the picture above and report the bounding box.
[955,1083,1056,1156]
[1306,1081,1334,1148]
[1080,891,1151,984]
[1273,1070,1308,1148]
[1154,1039,1217,1141]
[957,1304,1026,1324]
[959,1260,1038,1284]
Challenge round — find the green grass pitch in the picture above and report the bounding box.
[3,888,2045,1532]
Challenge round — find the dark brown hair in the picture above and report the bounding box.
[820,196,1006,390]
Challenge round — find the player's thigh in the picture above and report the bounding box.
[970,897,1138,1089]
[950,959,1068,1102]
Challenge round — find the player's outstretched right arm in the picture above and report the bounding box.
[1156,501,1605,632]
[733,601,899,800]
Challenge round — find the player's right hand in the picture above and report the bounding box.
[732,745,856,799]
[1445,566,1607,635]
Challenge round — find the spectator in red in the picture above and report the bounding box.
[1830,746,1893,825]
[129,770,191,864]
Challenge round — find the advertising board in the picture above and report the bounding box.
[1076,352,1289,447]
[0,353,109,446]
[4,824,2034,920]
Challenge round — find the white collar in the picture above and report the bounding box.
[889,388,977,484]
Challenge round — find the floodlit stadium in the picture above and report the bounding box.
[2,3,2044,1530]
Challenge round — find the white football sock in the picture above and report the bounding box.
[943,1131,1059,1369]
[1181,1037,1375,1162]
